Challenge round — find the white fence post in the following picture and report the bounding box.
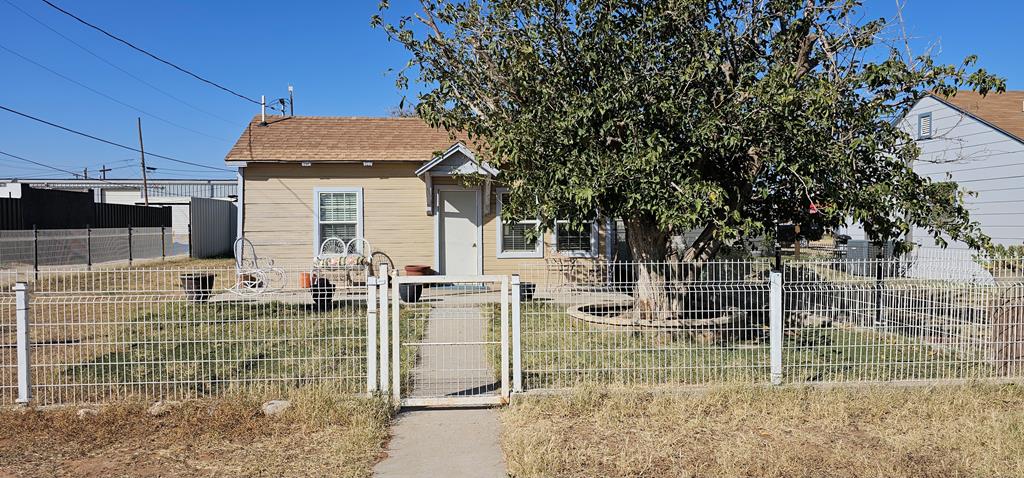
[391,276,401,402]
[366,277,378,394]
[500,276,510,400]
[378,265,390,395]
[511,274,522,393]
[769,270,783,386]
[15,282,31,404]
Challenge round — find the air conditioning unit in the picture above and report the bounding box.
[843,240,895,276]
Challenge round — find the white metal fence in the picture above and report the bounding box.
[1,267,370,404]
[0,227,178,271]
[2,250,1024,405]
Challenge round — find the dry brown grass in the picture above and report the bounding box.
[502,383,1024,478]
[0,385,392,478]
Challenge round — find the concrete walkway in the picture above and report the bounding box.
[372,408,506,477]
[374,291,508,477]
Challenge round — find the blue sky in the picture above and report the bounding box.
[1,1,1020,180]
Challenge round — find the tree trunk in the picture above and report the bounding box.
[625,216,718,322]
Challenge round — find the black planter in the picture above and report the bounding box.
[180,273,214,303]
[311,278,335,310]
[520,282,536,301]
[399,283,423,303]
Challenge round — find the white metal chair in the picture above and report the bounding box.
[228,237,285,296]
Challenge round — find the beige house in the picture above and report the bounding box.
[225,116,613,274]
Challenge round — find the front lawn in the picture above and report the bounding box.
[502,384,1024,477]
[486,302,993,388]
[0,385,392,478]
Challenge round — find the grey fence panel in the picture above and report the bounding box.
[189,198,237,258]
[0,227,176,269]
[0,230,34,267]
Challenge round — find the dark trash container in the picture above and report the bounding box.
[311,277,335,310]
[399,283,423,303]
[520,282,536,301]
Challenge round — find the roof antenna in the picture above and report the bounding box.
[288,85,294,117]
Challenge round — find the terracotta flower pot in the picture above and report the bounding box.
[404,265,433,276]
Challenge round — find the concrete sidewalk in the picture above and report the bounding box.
[373,407,506,477]
[374,290,508,477]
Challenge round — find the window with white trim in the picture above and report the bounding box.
[554,220,598,257]
[315,189,362,251]
[495,190,543,258]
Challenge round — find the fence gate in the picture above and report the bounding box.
[390,275,510,407]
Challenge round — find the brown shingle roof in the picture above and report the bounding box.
[224,116,463,163]
[936,90,1024,143]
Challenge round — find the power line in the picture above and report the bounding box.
[1,0,238,126]
[40,0,260,105]
[0,149,125,183]
[0,104,232,172]
[0,42,229,142]
[955,174,1024,184]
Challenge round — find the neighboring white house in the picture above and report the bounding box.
[844,91,1024,249]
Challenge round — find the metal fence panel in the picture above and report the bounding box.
[10,267,369,404]
[513,260,773,390]
[0,227,176,269]
[189,198,237,258]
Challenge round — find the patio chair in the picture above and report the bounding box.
[228,237,285,296]
[313,236,372,287]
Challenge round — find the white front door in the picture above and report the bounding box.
[438,189,479,275]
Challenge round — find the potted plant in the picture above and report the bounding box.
[180,273,215,302]
[404,265,433,276]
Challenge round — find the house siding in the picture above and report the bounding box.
[243,162,434,269]
[904,96,1024,248]
[842,96,1024,247]
[242,162,610,275]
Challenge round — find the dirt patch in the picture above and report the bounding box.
[0,385,392,478]
[502,384,1024,477]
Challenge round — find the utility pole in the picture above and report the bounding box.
[98,165,111,180]
[137,117,150,206]
[82,167,88,179]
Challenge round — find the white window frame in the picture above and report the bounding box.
[495,188,543,259]
[312,187,364,256]
[554,219,599,258]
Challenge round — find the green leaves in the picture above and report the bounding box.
[375,0,1004,255]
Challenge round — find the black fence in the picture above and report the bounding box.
[0,185,170,230]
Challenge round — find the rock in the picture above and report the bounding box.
[261,400,291,417]
[147,400,181,417]
[76,408,100,419]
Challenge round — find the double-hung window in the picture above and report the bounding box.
[314,188,363,252]
[495,189,543,258]
[554,220,598,257]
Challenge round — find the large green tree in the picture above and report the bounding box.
[373,0,1003,318]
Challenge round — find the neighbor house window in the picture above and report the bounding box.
[314,188,363,252]
[917,112,932,139]
[495,189,543,258]
[554,220,598,257]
